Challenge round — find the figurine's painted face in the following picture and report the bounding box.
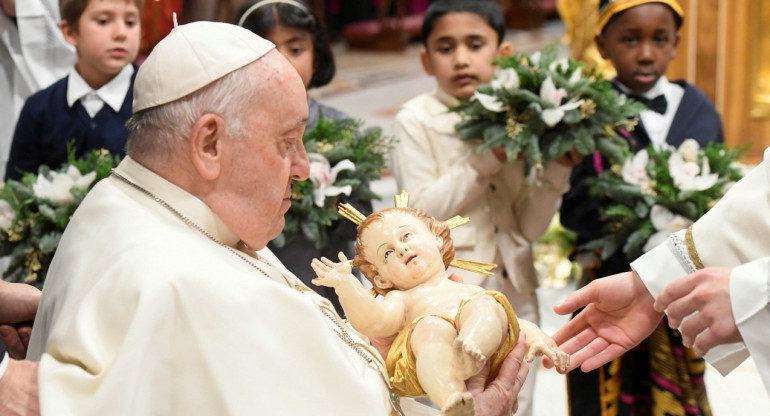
[361,211,446,291]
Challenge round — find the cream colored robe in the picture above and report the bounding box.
[632,147,770,395]
[27,157,436,415]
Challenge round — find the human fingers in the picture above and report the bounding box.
[676,311,709,347]
[18,325,32,349]
[551,305,594,347]
[447,273,464,283]
[580,343,627,372]
[0,324,28,359]
[691,322,742,357]
[552,282,601,316]
[654,274,698,313]
[661,294,699,329]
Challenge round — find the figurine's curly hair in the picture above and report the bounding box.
[354,208,455,296]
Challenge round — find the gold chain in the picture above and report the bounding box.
[110,170,404,415]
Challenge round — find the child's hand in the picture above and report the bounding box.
[311,252,353,288]
[555,148,583,167]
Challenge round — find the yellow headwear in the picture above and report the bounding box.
[597,0,684,34]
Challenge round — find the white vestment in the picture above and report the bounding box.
[27,157,436,415]
[0,0,75,179]
[632,147,770,395]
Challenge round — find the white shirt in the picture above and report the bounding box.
[66,64,134,118]
[615,76,685,148]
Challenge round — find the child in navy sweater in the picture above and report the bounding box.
[5,0,143,181]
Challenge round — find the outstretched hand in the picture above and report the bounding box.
[655,267,741,356]
[550,271,663,372]
[468,333,529,416]
[311,252,353,288]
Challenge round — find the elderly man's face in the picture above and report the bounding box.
[216,51,310,249]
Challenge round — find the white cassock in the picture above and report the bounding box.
[0,0,75,179]
[27,157,437,415]
[632,147,770,395]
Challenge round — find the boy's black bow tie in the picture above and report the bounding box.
[629,94,668,114]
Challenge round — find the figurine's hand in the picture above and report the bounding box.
[525,339,570,373]
[311,252,353,288]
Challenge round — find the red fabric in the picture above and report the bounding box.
[140,0,183,59]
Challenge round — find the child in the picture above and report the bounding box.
[5,0,140,181]
[311,203,569,416]
[559,1,723,415]
[0,0,76,180]
[237,0,346,130]
[389,1,576,414]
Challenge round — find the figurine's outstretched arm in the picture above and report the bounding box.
[312,252,405,338]
[517,319,570,372]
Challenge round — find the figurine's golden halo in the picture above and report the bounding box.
[338,190,497,277]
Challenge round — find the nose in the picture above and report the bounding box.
[291,140,310,181]
[113,20,127,40]
[397,244,409,256]
[638,41,654,62]
[454,46,470,68]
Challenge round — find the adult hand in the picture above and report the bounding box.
[550,270,663,372]
[654,267,741,356]
[0,359,39,415]
[468,333,529,416]
[555,149,584,167]
[0,281,40,359]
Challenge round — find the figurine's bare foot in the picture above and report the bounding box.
[453,338,486,377]
[441,392,474,416]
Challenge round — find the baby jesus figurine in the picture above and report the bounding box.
[311,194,569,416]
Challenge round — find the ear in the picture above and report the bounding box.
[373,275,394,291]
[189,113,226,181]
[497,41,513,58]
[420,49,434,76]
[60,20,78,47]
[595,33,609,59]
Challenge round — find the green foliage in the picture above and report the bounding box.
[582,141,747,262]
[0,143,121,288]
[453,42,643,176]
[273,117,395,249]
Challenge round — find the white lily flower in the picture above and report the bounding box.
[677,139,701,162]
[540,76,584,127]
[32,165,96,206]
[643,205,693,252]
[0,199,14,229]
[548,58,569,73]
[547,58,582,84]
[472,91,506,112]
[307,153,356,208]
[622,149,650,186]
[528,51,541,66]
[668,151,719,191]
[491,68,520,90]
